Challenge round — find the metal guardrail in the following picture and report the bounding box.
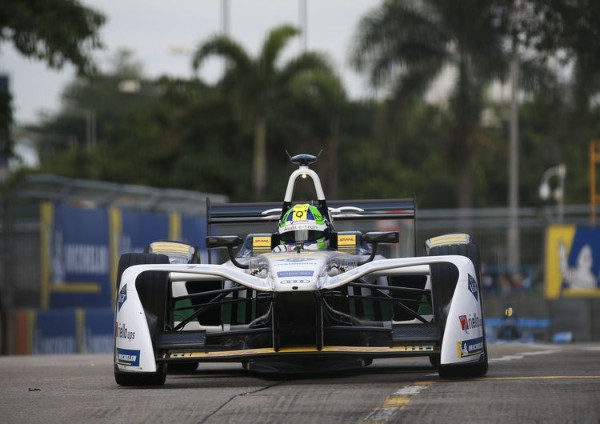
[12,174,228,215]
[417,204,600,230]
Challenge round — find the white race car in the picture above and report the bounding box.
[114,154,488,385]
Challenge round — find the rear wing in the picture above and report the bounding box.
[207,198,415,225]
[206,198,417,261]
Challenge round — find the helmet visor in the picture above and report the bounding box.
[280,229,325,244]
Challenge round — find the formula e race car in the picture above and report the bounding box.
[114,154,488,386]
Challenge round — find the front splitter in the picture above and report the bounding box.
[161,344,436,363]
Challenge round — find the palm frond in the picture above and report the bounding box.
[350,0,449,87]
[258,24,300,76]
[278,51,334,86]
[191,35,252,74]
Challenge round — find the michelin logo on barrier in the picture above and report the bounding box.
[117,348,140,366]
[51,230,110,280]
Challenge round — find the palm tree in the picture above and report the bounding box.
[351,0,508,208]
[284,70,347,197]
[192,25,335,199]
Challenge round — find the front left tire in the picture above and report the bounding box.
[114,253,170,386]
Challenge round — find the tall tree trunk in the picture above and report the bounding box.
[456,151,474,233]
[252,116,267,200]
[457,156,474,209]
[452,53,480,211]
[327,116,340,199]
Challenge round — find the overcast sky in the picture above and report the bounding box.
[0,0,380,125]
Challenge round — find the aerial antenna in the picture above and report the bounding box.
[290,154,318,167]
[285,149,323,166]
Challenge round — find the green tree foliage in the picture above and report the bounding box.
[350,0,509,208]
[0,0,105,160]
[36,50,173,182]
[34,44,350,202]
[491,0,600,206]
[191,25,338,199]
[501,0,600,64]
[0,0,104,73]
[30,13,600,210]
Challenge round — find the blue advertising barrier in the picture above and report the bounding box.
[42,202,111,309]
[20,308,115,354]
[83,308,115,353]
[119,209,170,254]
[34,309,78,354]
[181,214,207,260]
[42,203,209,310]
[31,202,210,355]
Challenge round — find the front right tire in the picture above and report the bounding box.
[427,234,488,379]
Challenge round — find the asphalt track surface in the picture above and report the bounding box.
[1,343,599,424]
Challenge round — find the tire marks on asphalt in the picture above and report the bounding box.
[197,381,283,424]
[360,381,433,423]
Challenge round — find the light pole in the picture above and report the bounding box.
[539,164,567,223]
[507,36,520,279]
[299,0,307,52]
[222,0,230,36]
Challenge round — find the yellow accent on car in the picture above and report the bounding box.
[292,204,309,220]
[427,233,470,247]
[253,236,272,248]
[338,234,356,246]
[149,241,191,255]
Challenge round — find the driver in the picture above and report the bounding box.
[278,204,331,251]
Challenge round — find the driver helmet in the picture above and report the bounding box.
[279,204,330,250]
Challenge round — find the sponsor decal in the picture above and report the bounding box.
[468,274,479,301]
[116,322,135,341]
[279,279,311,285]
[281,223,320,232]
[456,337,484,358]
[253,236,271,248]
[278,258,314,263]
[338,234,356,246]
[274,257,319,267]
[117,284,127,311]
[293,204,309,220]
[116,348,140,366]
[458,313,482,334]
[277,270,314,278]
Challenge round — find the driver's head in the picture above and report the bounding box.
[278,204,329,250]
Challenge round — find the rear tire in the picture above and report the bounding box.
[427,234,488,378]
[114,253,170,386]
